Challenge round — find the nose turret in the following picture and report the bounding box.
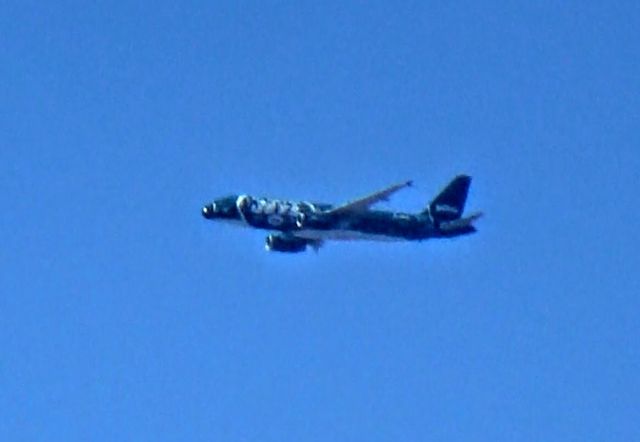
[201,195,241,221]
[201,203,215,219]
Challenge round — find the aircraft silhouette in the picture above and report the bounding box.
[202,175,482,253]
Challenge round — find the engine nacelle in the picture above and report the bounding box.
[265,234,308,253]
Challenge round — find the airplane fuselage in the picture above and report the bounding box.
[205,195,473,242]
[295,209,434,242]
[201,175,481,253]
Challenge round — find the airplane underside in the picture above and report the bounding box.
[294,228,409,242]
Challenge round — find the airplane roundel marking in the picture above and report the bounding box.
[267,214,284,226]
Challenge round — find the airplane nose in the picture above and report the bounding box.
[202,205,212,219]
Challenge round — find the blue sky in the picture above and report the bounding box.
[2,1,639,440]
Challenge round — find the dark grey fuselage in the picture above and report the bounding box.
[202,175,480,252]
[295,209,438,242]
[203,194,472,243]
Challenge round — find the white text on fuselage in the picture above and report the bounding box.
[434,204,459,215]
[238,196,315,228]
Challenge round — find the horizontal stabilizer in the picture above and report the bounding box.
[438,211,483,232]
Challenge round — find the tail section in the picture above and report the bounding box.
[424,175,472,222]
[438,211,483,237]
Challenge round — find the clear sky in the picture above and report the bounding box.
[2,1,639,440]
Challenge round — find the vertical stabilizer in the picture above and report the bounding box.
[425,175,471,222]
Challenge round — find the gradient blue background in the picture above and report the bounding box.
[2,1,639,440]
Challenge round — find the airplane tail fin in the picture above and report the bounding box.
[424,175,472,222]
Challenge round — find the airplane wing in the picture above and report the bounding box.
[325,180,413,215]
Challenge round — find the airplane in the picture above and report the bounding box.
[201,175,482,253]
